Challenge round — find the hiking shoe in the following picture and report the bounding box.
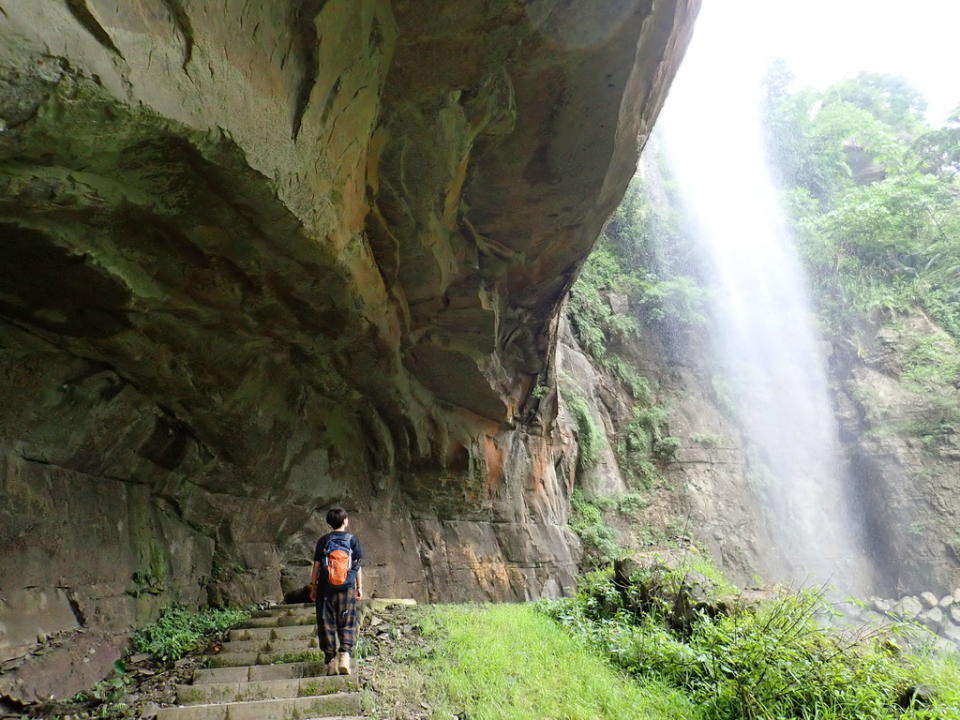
[337,652,351,675]
[325,658,339,676]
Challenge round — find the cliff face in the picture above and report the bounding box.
[832,311,960,595]
[0,0,698,694]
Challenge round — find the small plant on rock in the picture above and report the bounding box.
[132,606,250,662]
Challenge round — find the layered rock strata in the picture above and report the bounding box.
[0,0,699,690]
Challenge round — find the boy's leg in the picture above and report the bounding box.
[316,593,338,662]
[335,589,359,655]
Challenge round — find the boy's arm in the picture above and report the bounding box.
[309,561,321,602]
[353,536,363,600]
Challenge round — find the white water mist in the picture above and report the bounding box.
[658,9,875,592]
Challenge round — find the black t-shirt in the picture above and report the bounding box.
[314,531,363,592]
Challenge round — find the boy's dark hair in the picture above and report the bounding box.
[326,507,348,529]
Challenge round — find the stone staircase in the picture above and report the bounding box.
[156,603,368,720]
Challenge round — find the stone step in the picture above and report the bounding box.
[238,614,317,629]
[364,598,417,612]
[176,675,356,705]
[219,636,320,654]
[228,624,317,642]
[250,605,316,620]
[207,649,326,668]
[240,598,416,628]
[156,692,361,720]
[194,661,330,684]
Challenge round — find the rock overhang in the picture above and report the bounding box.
[0,1,700,674]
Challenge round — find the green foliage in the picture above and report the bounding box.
[617,405,671,489]
[616,492,650,516]
[603,355,653,403]
[902,334,960,392]
[569,489,621,567]
[541,571,960,720]
[131,606,251,662]
[73,661,131,704]
[652,436,681,462]
[764,66,960,446]
[765,66,960,341]
[568,173,705,401]
[560,381,602,471]
[622,552,740,607]
[629,274,708,328]
[530,383,549,401]
[71,661,136,719]
[568,244,636,361]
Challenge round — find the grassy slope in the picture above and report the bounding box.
[388,603,700,720]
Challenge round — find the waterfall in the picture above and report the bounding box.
[658,8,876,593]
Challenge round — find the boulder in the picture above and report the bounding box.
[714,588,780,617]
[607,293,630,316]
[614,551,724,632]
[870,596,892,614]
[896,684,938,710]
[917,607,944,632]
[949,604,960,625]
[941,622,960,644]
[919,591,939,609]
[897,596,923,618]
[938,595,954,609]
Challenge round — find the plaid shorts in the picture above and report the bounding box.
[316,587,358,660]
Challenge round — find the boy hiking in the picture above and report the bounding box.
[310,507,363,675]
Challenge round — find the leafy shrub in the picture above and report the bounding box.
[569,489,621,567]
[132,606,251,661]
[542,569,960,720]
[603,355,653,402]
[617,405,672,489]
[73,660,131,704]
[689,432,721,448]
[617,492,650,516]
[652,436,681,462]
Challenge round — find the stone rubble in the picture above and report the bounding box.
[858,589,960,651]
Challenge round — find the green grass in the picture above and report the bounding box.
[906,652,960,719]
[417,604,700,720]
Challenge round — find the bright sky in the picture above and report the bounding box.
[686,0,960,124]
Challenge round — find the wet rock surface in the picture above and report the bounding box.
[831,311,960,595]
